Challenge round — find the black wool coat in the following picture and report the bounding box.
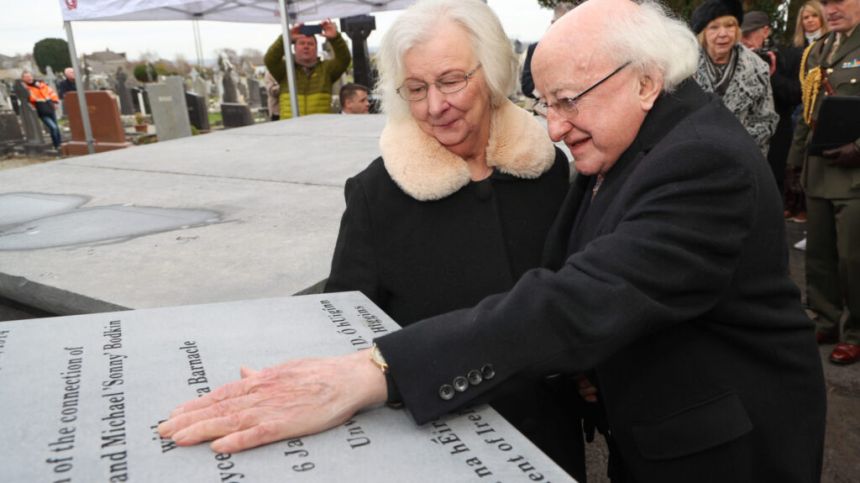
[377,80,827,482]
[324,139,590,478]
[325,151,570,325]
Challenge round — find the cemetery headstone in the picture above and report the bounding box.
[9,93,21,115]
[83,62,93,90]
[192,78,208,99]
[44,66,62,117]
[44,66,57,91]
[185,92,209,132]
[247,78,262,108]
[213,72,224,103]
[237,78,248,104]
[0,112,25,154]
[0,292,574,482]
[220,102,254,128]
[11,80,51,154]
[222,70,238,104]
[129,87,150,115]
[259,86,269,118]
[148,76,192,142]
[62,91,131,155]
[115,68,135,116]
[0,83,12,111]
[146,63,158,83]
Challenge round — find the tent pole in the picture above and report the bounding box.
[278,0,300,118]
[64,21,95,155]
[193,20,204,68]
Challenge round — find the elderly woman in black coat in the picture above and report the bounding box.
[323,0,584,479]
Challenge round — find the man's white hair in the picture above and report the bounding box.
[376,0,517,121]
[603,0,700,92]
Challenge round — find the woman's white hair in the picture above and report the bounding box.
[376,0,517,121]
[601,0,700,92]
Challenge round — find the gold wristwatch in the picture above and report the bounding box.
[369,344,389,374]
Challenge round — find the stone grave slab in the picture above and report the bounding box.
[0,192,87,229]
[62,91,131,156]
[115,69,135,116]
[260,88,269,117]
[0,292,575,482]
[247,78,262,108]
[130,87,150,115]
[237,78,248,103]
[222,72,238,103]
[0,83,12,111]
[191,75,208,99]
[148,77,193,142]
[221,102,253,128]
[0,112,24,154]
[185,92,210,132]
[0,114,446,316]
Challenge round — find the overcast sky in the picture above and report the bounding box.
[0,1,554,63]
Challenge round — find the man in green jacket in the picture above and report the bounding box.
[788,0,860,364]
[264,19,351,119]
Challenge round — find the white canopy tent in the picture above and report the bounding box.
[57,0,413,153]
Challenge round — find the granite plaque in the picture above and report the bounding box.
[62,91,131,155]
[115,68,135,116]
[0,112,24,154]
[148,77,193,142]
[130,87,150,115]
[0,292,575,482]
[247,78,262,108]
[0,83,13,111]
[221,102,254,129]
[185,92,210,132]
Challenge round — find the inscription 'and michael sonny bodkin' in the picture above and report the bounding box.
[0,292,574,482]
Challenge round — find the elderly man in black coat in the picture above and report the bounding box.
[159,0,826,480]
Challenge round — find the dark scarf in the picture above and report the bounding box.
[702,44,739,97]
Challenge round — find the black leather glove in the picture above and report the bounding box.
[822,143,860,168]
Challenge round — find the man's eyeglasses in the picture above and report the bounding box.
[534,61,631,119]
[397,64,482,102]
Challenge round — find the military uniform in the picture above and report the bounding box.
[787,26,860,349]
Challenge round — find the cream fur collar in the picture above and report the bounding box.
[379,99,557,201]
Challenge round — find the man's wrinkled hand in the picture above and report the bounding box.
[822,143,860,168]
[157,350,387,454]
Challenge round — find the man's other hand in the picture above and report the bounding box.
[321,19,338,39]
[823,143,860,168]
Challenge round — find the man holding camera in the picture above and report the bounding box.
[264,19,351,119]
[787,0,860,365]
[741,11,802,196]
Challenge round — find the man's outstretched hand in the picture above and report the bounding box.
[158,350,387,454]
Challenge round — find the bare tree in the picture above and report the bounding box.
[174,54,193,75]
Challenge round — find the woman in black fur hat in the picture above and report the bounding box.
[690,0,779,156]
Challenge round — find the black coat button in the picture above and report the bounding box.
[481,364,495,380]
[439,384,455,400]
[453,376,469,392]
[467,369,482,385]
